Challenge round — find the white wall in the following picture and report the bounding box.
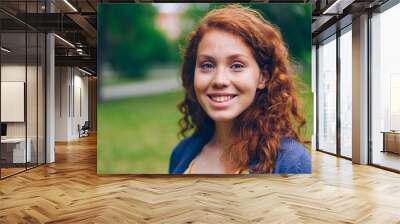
[1,65,40,138]
[1,82,25,122]
[1,65,25,130]
[55,66,69,141]
[55,66,89,141]
[1,64,26,81]
[1,63,46,164]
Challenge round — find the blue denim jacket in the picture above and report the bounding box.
[169,130,311,174]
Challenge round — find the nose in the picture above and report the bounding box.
[211,67,230,89]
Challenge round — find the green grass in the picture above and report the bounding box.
[301,88,314,145]
[98,88,313,174]
[98,91,183,174]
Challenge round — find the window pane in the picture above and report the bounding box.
[38,32,45,165]
[340,29,352,158]
[318,36,337,154]
[27,31,38,169]
[371,4,400,171]
[1,30,27,177]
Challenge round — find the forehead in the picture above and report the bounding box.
[197,29,254,58]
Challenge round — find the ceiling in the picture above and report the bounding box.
[0,0,391,75]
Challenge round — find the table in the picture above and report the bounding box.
[381,131,400,154]
[1,138,31,163]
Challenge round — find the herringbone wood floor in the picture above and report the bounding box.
[1,135,400,223]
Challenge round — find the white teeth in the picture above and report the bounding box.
[211,95,234,102]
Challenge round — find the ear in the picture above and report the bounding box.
[257,73,267,90]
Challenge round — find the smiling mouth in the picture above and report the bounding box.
[207,95,237,103]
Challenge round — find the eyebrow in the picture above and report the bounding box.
[197,55,215,61]
[197,54,248,61]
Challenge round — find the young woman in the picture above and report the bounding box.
[169,5,311,174]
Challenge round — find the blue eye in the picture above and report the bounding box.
[231,63,244,71]
[199,62,214,72]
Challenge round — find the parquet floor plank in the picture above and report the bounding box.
[0,135,399,223]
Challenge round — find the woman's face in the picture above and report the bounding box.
[194,29,265,123]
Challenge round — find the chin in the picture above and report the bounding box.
[207,112,238,123]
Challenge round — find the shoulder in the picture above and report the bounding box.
[273,138,311,174]
[169,132,211,174]
[169,137,193,164]
[169,136,194,174]
[169,129,213,174]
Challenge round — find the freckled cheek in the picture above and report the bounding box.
[194,73,211,94]
[238,86,257,99]
[231,75,257,95]
[193,77,206,105]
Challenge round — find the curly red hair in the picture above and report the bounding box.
[178,4,307,173]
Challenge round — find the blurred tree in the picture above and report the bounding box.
[174,3,221,63]
[98,3,311,84]
[98,4,170,79]
[249,4,311,64]
[174,3,311,86]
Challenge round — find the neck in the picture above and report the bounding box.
[210,121,234,149]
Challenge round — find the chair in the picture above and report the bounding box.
[79,121,90,138]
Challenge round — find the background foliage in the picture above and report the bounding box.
[98,3,311,85]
